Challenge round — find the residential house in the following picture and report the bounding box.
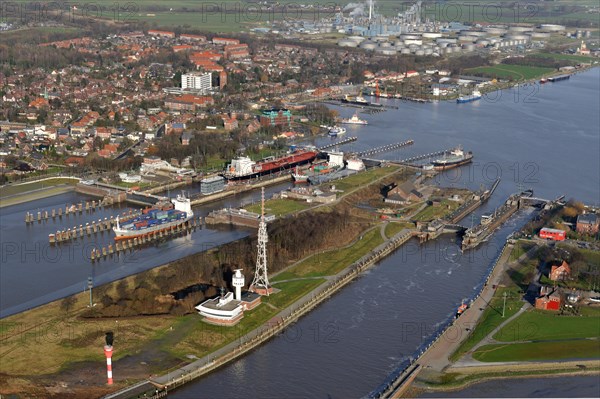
[549,260,571,281]
[576,213,599,235]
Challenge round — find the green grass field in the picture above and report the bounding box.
[494,308,600,342]
[329,166,400,193]
[413,200,461,222]
[449,287,524,362]
[537,52,598,64]
[472,339,600,362]
[384,222,415,238]
[466,65,555,81]
[0,177,79,198]
[245,198,311,217]
[273,226,383,281]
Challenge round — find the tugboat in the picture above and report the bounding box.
[340,112,368,125]
[328,125,347,137]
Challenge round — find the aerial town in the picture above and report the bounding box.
[0,1,599,398]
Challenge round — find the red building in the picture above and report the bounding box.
[576,213,599,235]
[539,227,566,241]
[535,286,563,311]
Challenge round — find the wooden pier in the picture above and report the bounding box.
[48,210,142,244]
[317,136,358,151]
[25,200,104,224]
[358,140,414,157]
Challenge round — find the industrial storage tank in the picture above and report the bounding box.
[539,24,565,32]
[376,48,397,55]
[463,31,487,37]
[379,41,392,47]
[509,26,533,32]
[348,36,366,43]
[424,48,433,55]
[437,38,457,44]
[400,34,420,40]
[415,49,425,56]
[338,39,359,47]
[476,39,490,46]
[462,44,475,52]
[360,41,377,50]
[400,48,411,54]
[506,34,529,40]
[422,32,442,39]
[404,39,423,45]
[484,27,507,35]
[530,31,550,39]
[458,35,476,42]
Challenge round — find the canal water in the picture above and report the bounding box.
[169,67,599,398]
[0,68,597,395]
[0,181,291,317]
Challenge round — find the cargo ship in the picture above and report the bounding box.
[291,151,345,184]
[224,149,318,180]
[113,194,193,240]
[340,113,368,125]
[548,74,570,83]
[456,90,482,103]
[430,147,473,171]
[461,189,533,251]
[341,94,369,106]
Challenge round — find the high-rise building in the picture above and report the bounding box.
[181,72,212,93]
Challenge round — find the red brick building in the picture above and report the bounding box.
[535,286,563,311]
[576,213,599,235]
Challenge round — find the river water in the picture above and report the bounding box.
[0,68,598,395]
[169,68,600,398]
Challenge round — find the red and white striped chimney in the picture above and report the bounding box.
[104,345,113,384]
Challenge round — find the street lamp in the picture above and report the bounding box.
[502,291,507,318]
[87,276,93,307]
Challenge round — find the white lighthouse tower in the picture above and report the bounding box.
[232,269,245,301]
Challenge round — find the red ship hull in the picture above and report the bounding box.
[228,151,319,180]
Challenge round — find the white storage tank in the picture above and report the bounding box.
[509,26,533,32]
[422,32,442,39]
[539,24,565,32]
[462,44,475,51]
[360,41,377,50]
[338,39,359,47]
[484,27,507,35]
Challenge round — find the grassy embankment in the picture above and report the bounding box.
[466,65,555,81]
[449,241,600,364]
[471,307,600,362]
[0,178,80,208]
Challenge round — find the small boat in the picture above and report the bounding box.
[340,112,368,125]
[456,303,468,318]
[540,78,548,84]
[328,126,347,137]
[589,297,600,303]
